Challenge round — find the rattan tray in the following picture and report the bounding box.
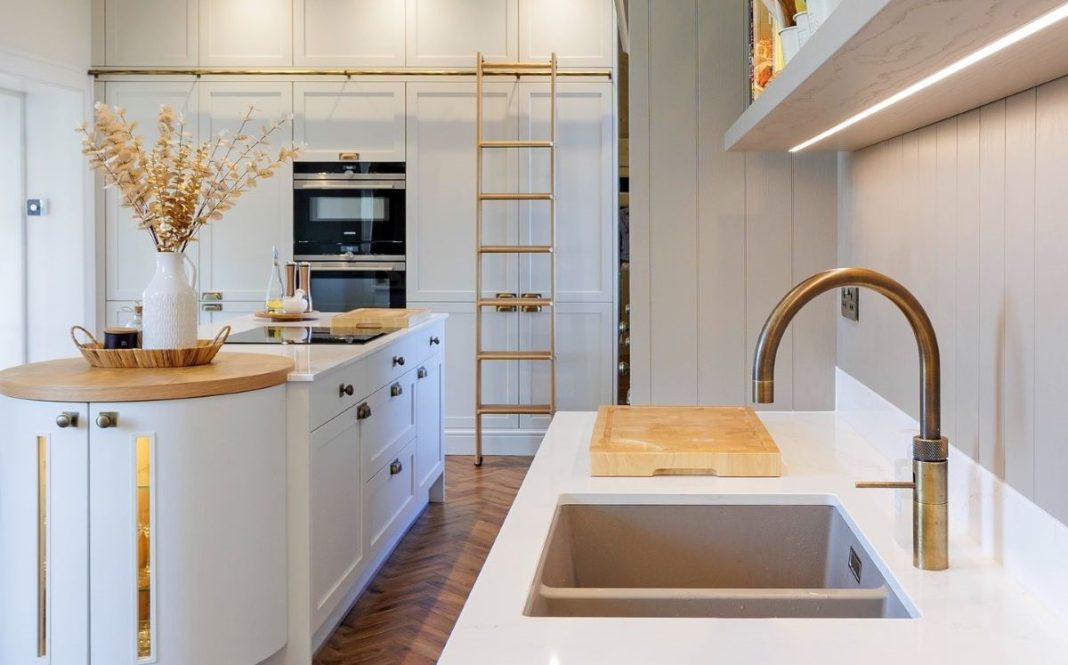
[71,326,230,369]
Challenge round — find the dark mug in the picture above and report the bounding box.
[104,327,139,350]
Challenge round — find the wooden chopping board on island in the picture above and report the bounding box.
[589,405,782,477]
[331,307,430,329]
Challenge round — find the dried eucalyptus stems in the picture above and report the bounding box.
[78,103,300,252]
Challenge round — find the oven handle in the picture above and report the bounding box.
[293,181,404,191]
[308,262,406,272]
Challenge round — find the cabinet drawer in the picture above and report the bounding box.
[363,439,415,553]
[310,361,368,431]
[360,374,416,482]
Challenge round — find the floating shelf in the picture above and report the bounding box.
[726,0,1068,152]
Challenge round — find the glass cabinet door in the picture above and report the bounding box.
[0,397,89,665]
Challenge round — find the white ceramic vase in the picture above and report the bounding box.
[142,252,198,349]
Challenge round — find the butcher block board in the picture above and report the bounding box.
[331,307,430,329]
[589,405,782,477]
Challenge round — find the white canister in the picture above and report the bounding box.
[779,26,801,64]
[142,252,198,349]
[794,11,812,45]
[806,0,840,33]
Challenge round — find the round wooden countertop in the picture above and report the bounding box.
[0,353,294,402]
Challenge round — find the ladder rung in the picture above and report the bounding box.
[479,192,553,201]
[479,244,553,254]
[480,140,554,149]
[478,351,553,361]
[478,298,553,308]
[478,404,554,415]
[480,62,553,71]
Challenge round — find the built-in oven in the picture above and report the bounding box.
[294,161,407,311]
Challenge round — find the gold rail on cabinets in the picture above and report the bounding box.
[88,67,612,79]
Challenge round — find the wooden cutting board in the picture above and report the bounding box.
[331,307,430,329]
[589,405,782,477]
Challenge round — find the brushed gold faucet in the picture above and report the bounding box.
[752,268,949,571]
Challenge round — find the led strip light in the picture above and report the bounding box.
[791,1,1068,152]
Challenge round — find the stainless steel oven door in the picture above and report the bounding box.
[307,261,406,312]
[293,178,406,256]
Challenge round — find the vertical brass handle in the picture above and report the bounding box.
[95,412,118,429]
[390,382,403,397]
[36,436,48,657]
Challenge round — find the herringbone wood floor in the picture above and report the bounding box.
[313,455,532,665]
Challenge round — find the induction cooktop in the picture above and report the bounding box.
[226,326,388,345]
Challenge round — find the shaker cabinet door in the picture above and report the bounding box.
[294,82,406,162]
[406,0,518,66]
[406,81,519,302]
[103,82,200,302]
[199,0,292,66]
[414,353,445,490]
[0,397,89,665]
[518,81,614,302]
[293,0,405,67]
[104,0,198,66]
[197,82,294,302]
[518,0,616,68]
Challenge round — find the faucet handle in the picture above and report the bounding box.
[855,480,915,490]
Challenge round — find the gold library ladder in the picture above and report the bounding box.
[474,52,558,467]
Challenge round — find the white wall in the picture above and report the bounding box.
[628,0,838,409]
[838,75,1068,525]
[0,1,93,363]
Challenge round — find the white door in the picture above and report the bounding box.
[308,404,364,632]
[293,0,405,67]
[105,0,198,66]
[294,81,406,162]
[518,0,616,68]
[405,0,518,66]
[104,81,200,302]
[519,301,615,430]
[519,81,614,302]
[414,352,444,490]
[88,393,287,665]
[197,82,293,302]
[405,80,519,302]
[0,398,89,665]
[0,90,25,369]
[199,0,293,66]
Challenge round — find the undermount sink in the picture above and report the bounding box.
[524,501,916,619]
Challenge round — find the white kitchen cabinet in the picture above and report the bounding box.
[293,0,405,67]
[88,391,287,665]
[104,81,200,302]
[519,301,614,430]
[406,81,519,302]
[294,81,406,162]
[414,353,444,492]
[104,0,198,66]
[197,82,293,301]
[0,388,287,665]
[519,81,614,302]
[519,0,615,68]
[0,400,89,665]
[308,403,364,632]
[406,0,518,66]
[199,0,292,66]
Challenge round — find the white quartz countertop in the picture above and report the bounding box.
[440,411,1068,664]
[199,313,447,382]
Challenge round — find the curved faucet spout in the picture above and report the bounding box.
[752,268,942,451]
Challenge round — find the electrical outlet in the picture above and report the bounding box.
[841,287,859,321]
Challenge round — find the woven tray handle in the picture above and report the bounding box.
[210,325,232,346]
[71,325,100,350]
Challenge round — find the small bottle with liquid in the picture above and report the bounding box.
[265,246,286,313]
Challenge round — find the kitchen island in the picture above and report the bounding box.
[441,382,1068,664]
[203,313,448,665]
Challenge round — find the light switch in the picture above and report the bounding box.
[26,199,45,216]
